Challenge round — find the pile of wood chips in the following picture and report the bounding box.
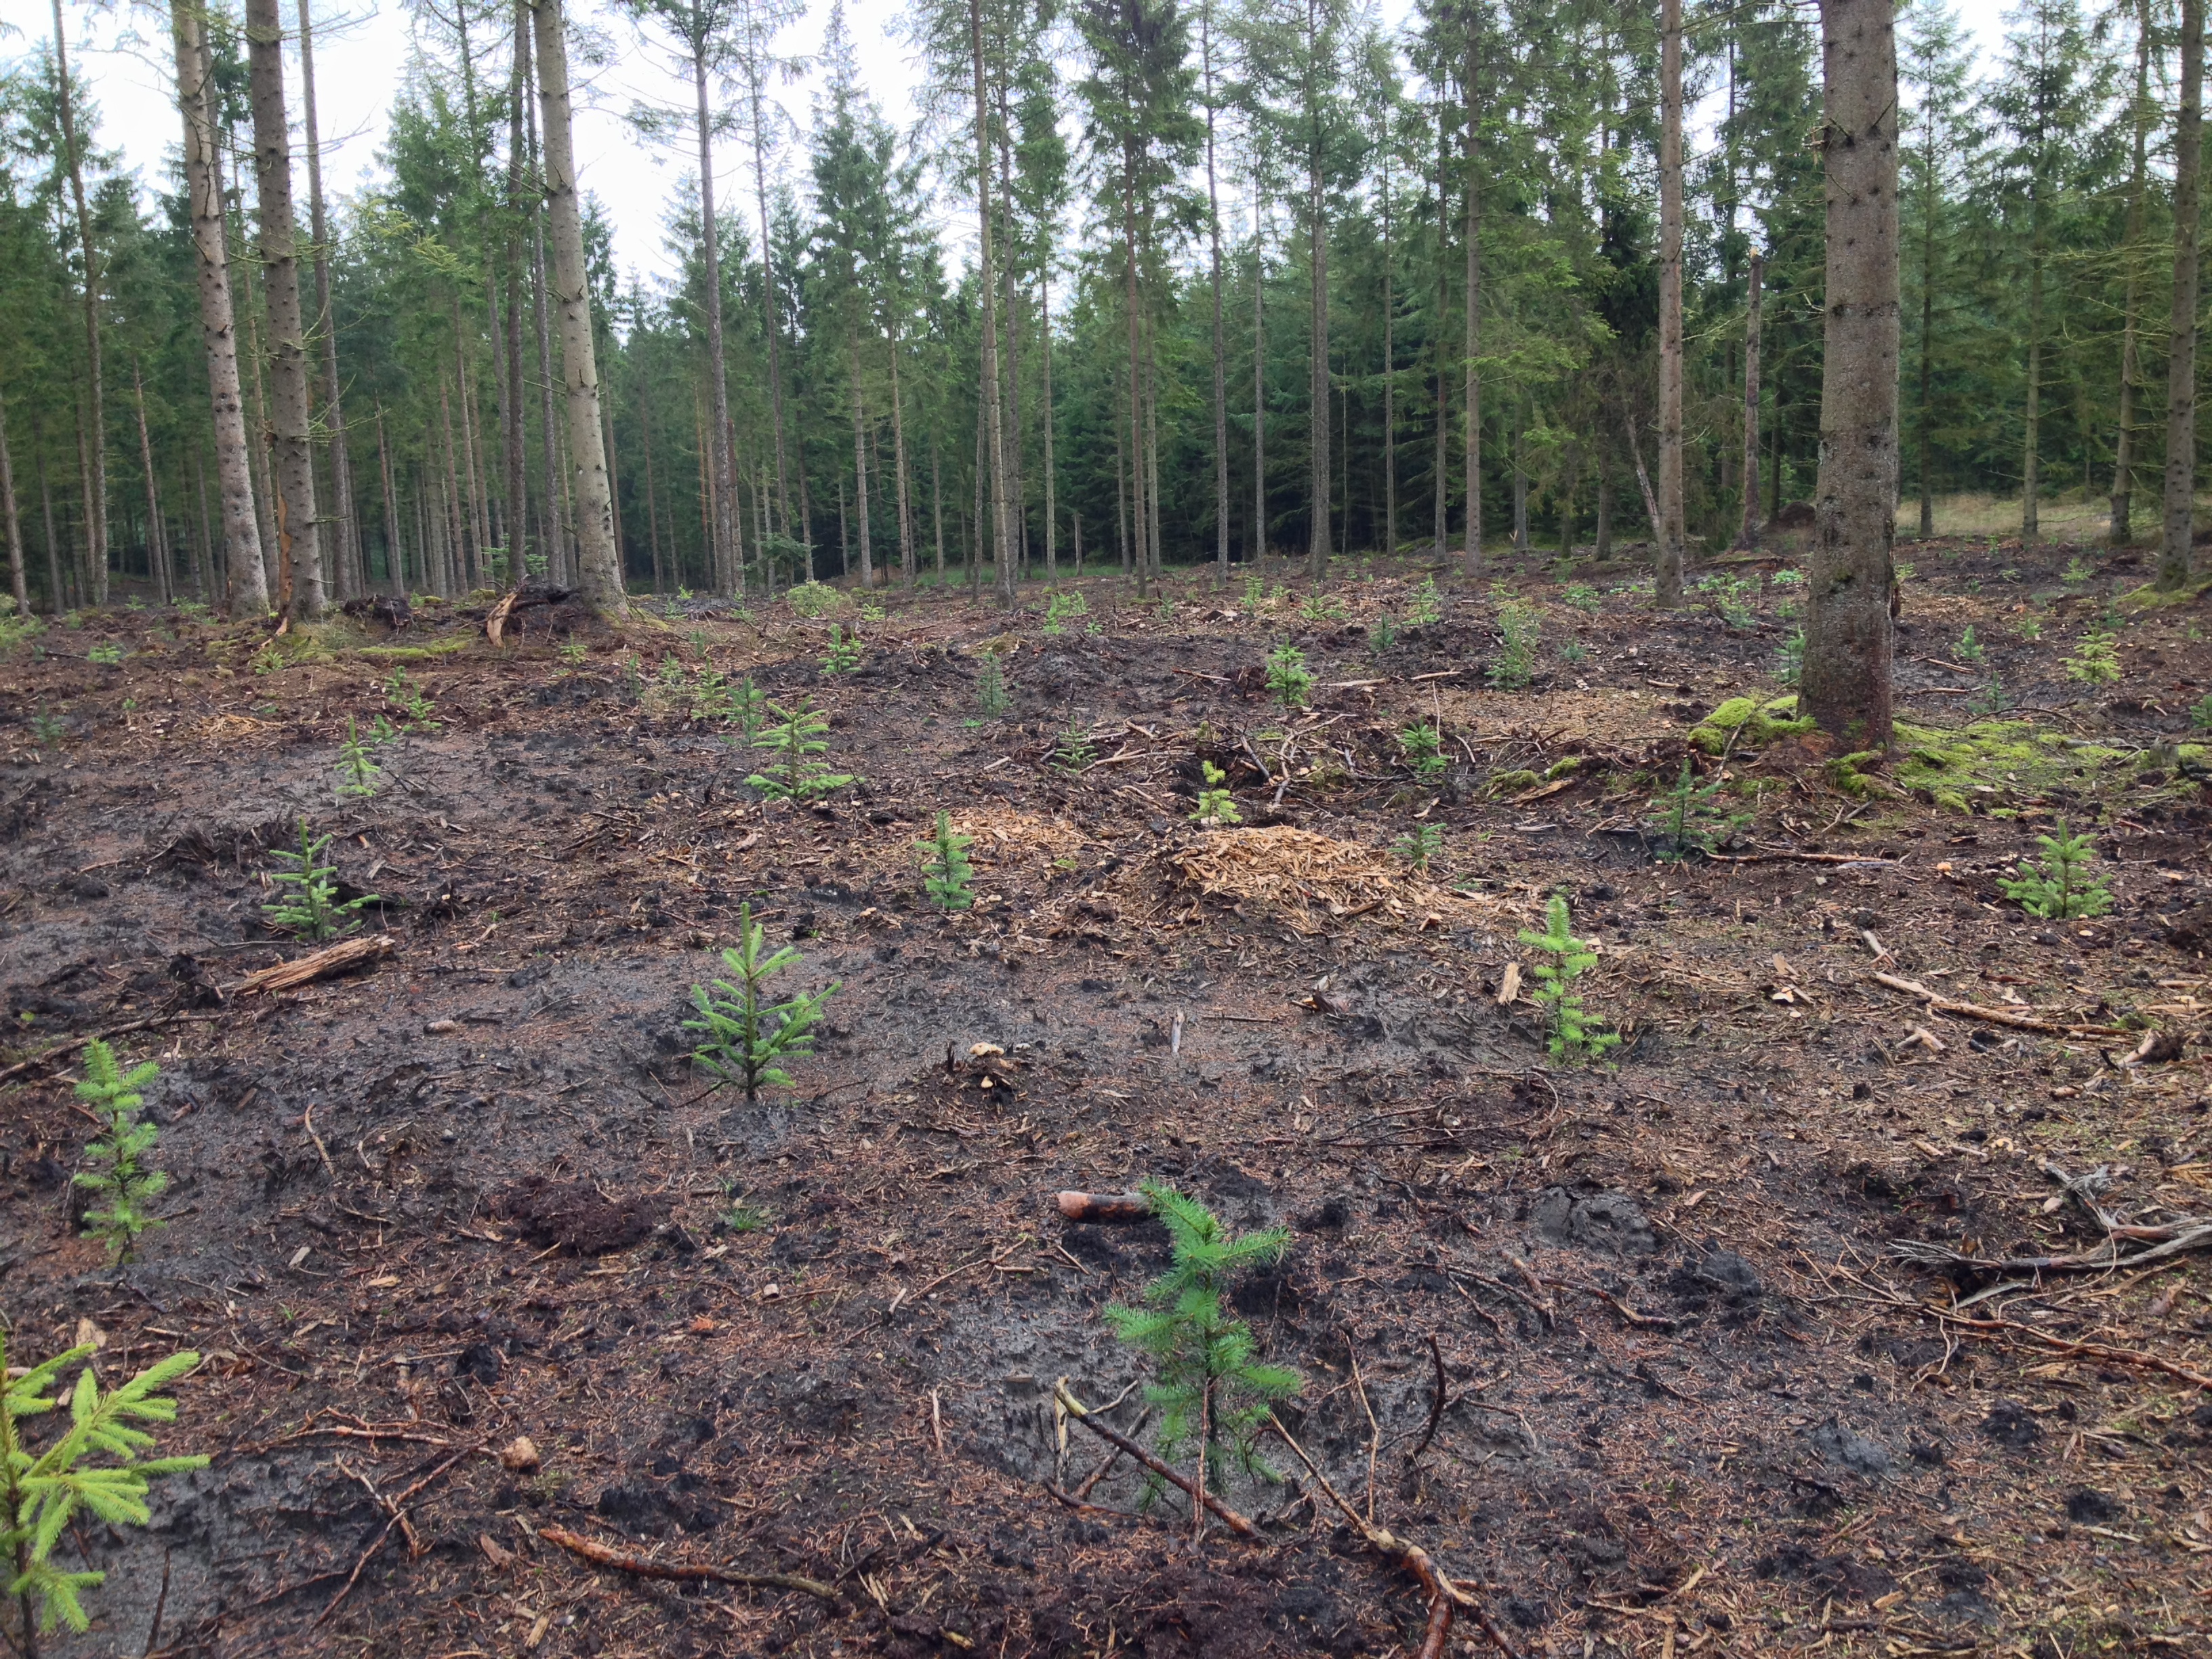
[1169,825,1508,934]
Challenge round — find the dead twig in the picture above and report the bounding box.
[1869,970,2125,1038]
[0,1011,224,1086]
[1407,1335,1447,1463]
[1544,1278,1679,1330]
[538,1525,840,1601]
[312,1445,475,1626]
[1891,1225,2212,1278]
[1052,1382,1256,1536]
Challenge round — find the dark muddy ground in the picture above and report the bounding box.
[4,537,2211,1659]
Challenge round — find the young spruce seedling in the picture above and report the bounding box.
[1265,643,1313,708]
[264,819,378,940]
[1105,1182,1301,1523]
[334,716,382,800]
[685,903,842,1101]
[747,696,857,800]
[1648,758,1745,861]
[73,1040,168,1262]
[1518,895,1619,1063]
[1996,819,2113,920]
[1191,761,1240,824]
[918,812,978,911]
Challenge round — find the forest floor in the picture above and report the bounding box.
[4,531,2212,1659]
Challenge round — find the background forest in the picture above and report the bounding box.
[0,0,2187,613]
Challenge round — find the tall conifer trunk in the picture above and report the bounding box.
[51,0,110,605]
[1740,249,1762,550]
[298,0,359,599]
[1305,0,1330,585]
[1803,0,1900,750]
[1,392,26,617]
[1204,3,1229,585]
[2161,0,2206,589]
[1462,12,1481,573]
[968,0,1015,605]
[246,0,325,620]
[1656,0,1685,606]
[693,41,739,594]
[2110,0,2151,546]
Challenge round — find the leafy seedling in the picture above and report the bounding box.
[559,635,588,665]
[1518,894,1619,1063]
[333,716,382,801]
[1191,761,1240,824]
[684,903,841,1101]
[747,695,857,800]
[73,1040,168,1263]
[87,643,123,667]
[1394,823,1442,869]
[1,1336,209,1641]
[1647,758,1745,861]
[1044,591,1088,635]
[1265,643,1313,708]
[384,668,439,729]
[917,811,977,911]
[1298,590,1345,623]
[2062,555,2094,585]
[1563,582,1601,613]
[1996,819,2112,921]
[263,818,377,940]
[1104,1183,1300,1525]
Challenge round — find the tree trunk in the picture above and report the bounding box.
[1205,6,1229,585]
[850,331,874,590]
[1433,104,1447,558]
[968,0,1015,605]
[1039,277,1057,583]
[1595,428,1612,560]
[750,87,793,538]
[0,391,24,617]
[36,417,63,614]
[1381,127,1395,562]
[173,0,268,617]
[1254,191,1267,566]
[1740,249,1763,550]
[890,331,914,590]
[1655,0,1685,606]
[521,28,565,583]
[530,0,624,613]
[50,0,110,606]
[1803,0,1900,751]
[1122,153,1151,598]
[133,364,171,604]
[1917,112,1936,539]
[1462,14,1481,573]
[228,155,283,598]
[298,0,358,600]
[246,0,325,621]
[2110,1,2151,546]
[377,405,404,594]
[1307,32,1330,586]
[2022,217,2043,544]
[693,45,739,595]
[2163,0,2207,588]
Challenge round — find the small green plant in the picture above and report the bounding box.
[333,716,382,801]
[1517,893,1619,1063]
[1559,639,1587,665]
[1192,760,1241,823]
[1044,590,1089,635]
[1155,590,1180,620]
[916,811,977,911]
[1969,674,2012,716]
[1893,561,1916,583]
[1103,1183,1300,1517]
[1996,819,2112,920]
[786,580,842,618]
[1486,600,1541,689]
[726,674,769,740]
[1954,626,1984,665]
[1394,822,1442,869]
[1776,628,1805,687]
[716,1186,773,1233]
[621,653,644,699]
[821,624,863,673]
[1405,577,1443,626]
[559,635,588,665]
[1647,758,1744,861]
[87,642,123,666]
[687,626,710,657]
[1563,581,1601,614]
[31,708,65,746]
[1,1335,209,1643]
[2062,555,2095,585]
[2190,693,2212,732]
[684,903,841,1101]
[262,818,377,940]
[976,652,1011,716]
[747,695,857,800]
[2016,616,2044,642]
[2064,630,2121,684]
[1298,590,1345,623]
[73,1040,168,1262]
[1397,720,1448,779]
[0,597,43,651]
[687,665,729,722]
[384,668,438,729]
[1366,615,1398,655]
[858,599,887,624]
[1053,718,1097,774]
[1239,571,1265,609]
[1265,642,1313,707]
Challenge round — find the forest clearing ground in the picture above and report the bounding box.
[3,531,2212,1658]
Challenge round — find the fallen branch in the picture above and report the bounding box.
[1052,1382,1255,1537]
[1928,1310,2212,1392]
[232,935,395,996]
[1544,1278,1679,1330]
[1891,1222,2212,1277]
[1707,851,1899,867]
[1267,1412,1518,1659]
[537,1525,840,1601]
[1406,1335,1447,1462]
[1869,970,2124,1038]
[314,1445,476,1626]
[1055,1190,1152,1225]
[0,1010,226,1087]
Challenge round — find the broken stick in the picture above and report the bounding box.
[1051,1382,1256,1536]
[537,1525,839,1601]
[1055,1190,1152,1225]
[1868,970,2123,1038]
[232,935,395,996]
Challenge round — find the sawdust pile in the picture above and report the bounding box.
[1169,825,1511,933]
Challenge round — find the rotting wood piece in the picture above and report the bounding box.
[1056,1190,1151,1225]
[1869,970,2125,1038]
[537,1525,839,1601]
[231,934,394,996]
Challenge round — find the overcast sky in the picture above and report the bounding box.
[39,0,2016,296]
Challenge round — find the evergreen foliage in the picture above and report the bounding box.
[684,903,842,1100]
[747,695,857,799]
[73,1040,167,1261]
[1517,895,1619,1063]
[263,819,378,940]
[917,811,977,910]
[1996,819,2113,920]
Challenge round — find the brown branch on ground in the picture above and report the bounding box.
[1266,1412,1519,1659]
[1544,1277,1680,1330]
[537,1525,840,1601]
[1051,1382,1256,1536]
[232,935,395,996]
[312,1444,476,1626]
[1406,1334,1447,1462]
[1870,970,2125,1038]
[1892,1223,2212,1277]
[0,1010,224,1086]
[1055,1189,1152,1224]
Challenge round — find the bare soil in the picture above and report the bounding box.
[4,539,2211,1659]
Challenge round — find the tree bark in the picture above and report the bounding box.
[0,391,24,617]
[1917,85,1937,540]
[1803,0,1900,752]
[530,0,625,613]
[1381,117,1395,562]
[1739,249,1763,550]
[376,405,404,594]
[50,0,110,606]
[2162,0,2206,589]
[298,0,359,600]
[173,0,269,617]
[1306,0,1330,585]
[1204,3,1229,585]
[1039,277,1057,583]
[693,43,739,595]
[246,0,325,620]
[1254,186,1267,567]
[2110,0,2152,546]
[1462,12,1481,574]
[228,155,283,598]
[968,0,1015,605]
[747,75,794,539]
[521,26,565,583]
[133,364,171,604]
[1655,0,1685,606]
[850,331,874,589]
[35,415,63,613]
[890,331,914,589]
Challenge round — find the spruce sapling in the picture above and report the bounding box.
[1647,758,1745,861]
[1053,719,1098,773]
[1,1336,208,1645]
[333,716,381,801]
[1397,720,1448,779]
[73,1040,167,1262]
[263,818,378,940]
[1191,761,1240,824]
[1517,895,1619,1063]
[918,812,978,911]
[1104,1182,1301,1524]
[746,696,857,800]
[1394,823,1442,869]
[1996,819,2113,920]
[684,903,842,1101]
[821,623,863,673]
[1265,642,1313,707]
[975,653,1011,716]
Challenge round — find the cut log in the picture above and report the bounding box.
[1057,1191,1151,1225]
[232,934,394,996]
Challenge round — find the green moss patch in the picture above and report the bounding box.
[355,634,475,663]
[1689,694,1816,754]
[1890,719,2131,814]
